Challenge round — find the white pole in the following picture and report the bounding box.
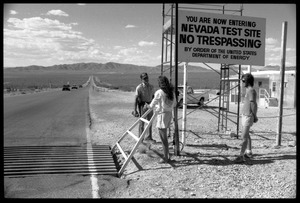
[276,21,288,146]
[181,62,188,145]
[248,65,252,73]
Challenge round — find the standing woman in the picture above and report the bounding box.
[146,76,176,163]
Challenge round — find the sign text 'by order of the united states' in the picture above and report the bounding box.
[178,10,266,66]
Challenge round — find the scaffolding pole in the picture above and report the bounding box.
[161,3,243,149]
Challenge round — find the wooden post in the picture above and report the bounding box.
[276,21,288,146]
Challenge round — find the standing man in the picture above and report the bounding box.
[235,73,258,163]
[133,73,156,143]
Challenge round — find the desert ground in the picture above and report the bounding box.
[88,86,296,198]
[4,85,295,198]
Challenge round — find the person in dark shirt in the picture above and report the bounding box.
[235,73,258,163]
[133,73,156,143]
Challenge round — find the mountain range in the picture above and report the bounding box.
[4,62,213,73]
[3,62,295,73]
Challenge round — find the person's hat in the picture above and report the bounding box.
[140,72,148,79]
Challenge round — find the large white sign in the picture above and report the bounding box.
[178,10,266,66]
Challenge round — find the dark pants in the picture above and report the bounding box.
[158,128,169,161]
[138,103,153,140]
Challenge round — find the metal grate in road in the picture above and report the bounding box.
[4,145,118,178]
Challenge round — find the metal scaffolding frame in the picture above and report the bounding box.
[161,4,244,151]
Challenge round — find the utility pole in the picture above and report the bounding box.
[276,21,288,146]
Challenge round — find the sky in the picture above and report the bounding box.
[3,3,296,69]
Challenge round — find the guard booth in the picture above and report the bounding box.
[229,70,296,108]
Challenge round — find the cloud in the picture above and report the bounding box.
[125,24,136,28]
[46,10,69,17]
[118,47,142,56]
[112,46,160,66]
[122,53,156,66]
[262,39,295,67]
[266,62,279,66]
[266,45,295,53]
[286,48,295,52]
[77,3,86,6]
[4,16,161,67]
[266,46,281,52]
[266,37,278,45]
[138,41,157,47]
[113,45,123,50]
[7,17,74,31]
[10,10,17,15]
[4,16,112,66]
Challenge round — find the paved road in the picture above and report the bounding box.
[4,87,89,146]
[4,86,98,198]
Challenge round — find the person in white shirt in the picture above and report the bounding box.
[234,73,258,163]
[146,75,176,163]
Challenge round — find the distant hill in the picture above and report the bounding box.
[3,62,213,74]
[5,62,294,74]
[260,65,296,71]
[4,62,156,73]
[228,65,296,74]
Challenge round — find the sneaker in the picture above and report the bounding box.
[244,152,253,158]
[234,155,246,163]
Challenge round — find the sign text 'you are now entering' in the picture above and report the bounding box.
[178,9,266,66]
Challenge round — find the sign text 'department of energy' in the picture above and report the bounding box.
[178,10,266,66]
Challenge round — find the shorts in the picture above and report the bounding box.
[242,114,254,127]
[156,111,172,129]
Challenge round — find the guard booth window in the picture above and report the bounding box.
[258,81,262,87]
[272,82,276,91]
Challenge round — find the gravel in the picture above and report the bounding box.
[88,87,296,198]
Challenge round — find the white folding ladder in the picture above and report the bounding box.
[111,108,157,176]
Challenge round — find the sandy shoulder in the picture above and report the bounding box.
[88,87,296,198]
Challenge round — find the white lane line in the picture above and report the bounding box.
[86,122,100,198]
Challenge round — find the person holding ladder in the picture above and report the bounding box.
[133,72,156,143]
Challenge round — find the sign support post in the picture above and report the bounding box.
[181,62,188,145]
[276,21,288,147]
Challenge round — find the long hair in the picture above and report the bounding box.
[158,75,174,101]
[242,73,254,87]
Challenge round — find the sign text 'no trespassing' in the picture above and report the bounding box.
[178,10,266,66]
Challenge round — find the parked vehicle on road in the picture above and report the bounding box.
[71,85,78,89]
[62,84,71,91]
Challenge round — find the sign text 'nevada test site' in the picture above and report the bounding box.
[178,10,266,66]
